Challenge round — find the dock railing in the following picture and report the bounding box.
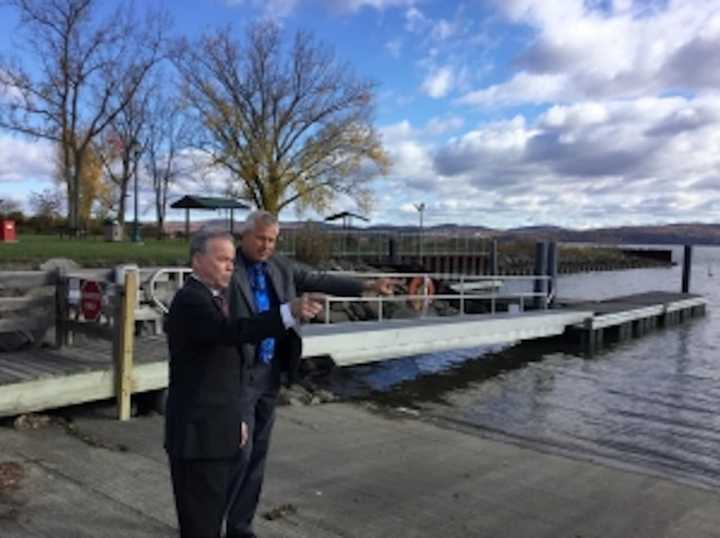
[54,267,138,420]
[276,229,490,257]
[145,267,551,319]
[319,271,550,322]
[0,271,57,349]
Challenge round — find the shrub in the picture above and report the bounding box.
[293,224,332,266]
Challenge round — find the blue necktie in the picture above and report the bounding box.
[250,264,275,364]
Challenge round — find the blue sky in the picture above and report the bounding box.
[1,0,720,229]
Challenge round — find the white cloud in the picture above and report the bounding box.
[226,0,417,16]
[421,66,454,98]
[404,7,429,32]
[431,19,457,41]
[335,0,416,12]
[225,0,300,17]
[424,115,464,135]
[385,39,402,59]
[374,95,720,228]
[459,0,720,107]
[458,72,568,106]
[0,136,54,184]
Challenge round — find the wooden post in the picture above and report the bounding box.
[533,241,548,310]
[115,269,137,420]
[682,245,692,293]
[488,240,498,275]
[547,241,558,305]
[54,269,68,348]
[185,208,190,239]
[388,235,400,265]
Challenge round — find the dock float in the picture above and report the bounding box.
[560,291,707,352]
[0,291,707,419]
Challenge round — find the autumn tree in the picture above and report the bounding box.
[55,135,110,224]
[0,0,166,234]
[173,21,390,216]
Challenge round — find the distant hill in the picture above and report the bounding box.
[162,218,720,245]
[501,223,720,245]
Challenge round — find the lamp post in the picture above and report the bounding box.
[413,202,425,258]
[130,140,142,243]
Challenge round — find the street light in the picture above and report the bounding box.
[413,202,425,258]
[130,139,142,243]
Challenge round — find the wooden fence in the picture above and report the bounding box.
[0,268,139,420]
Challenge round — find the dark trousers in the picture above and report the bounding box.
[225,365,280,537]
[169,452,245,538]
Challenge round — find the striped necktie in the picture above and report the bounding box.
[213,292,229,317]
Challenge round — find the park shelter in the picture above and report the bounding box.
[170,196,250,237]
[324,211,369,229]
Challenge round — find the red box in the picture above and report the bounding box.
[0,220,16,242]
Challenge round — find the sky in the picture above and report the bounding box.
[1,0,720,229]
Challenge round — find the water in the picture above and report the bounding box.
[319,245,720,489]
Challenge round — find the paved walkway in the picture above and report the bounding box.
[1,402,720,537]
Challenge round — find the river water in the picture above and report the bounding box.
[321,245,720,490]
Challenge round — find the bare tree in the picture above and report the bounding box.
[29,188,64,219]
[96,79,153,231]
[173,21,390,216]
[143,79,192,239]
[0,198,23,216]
[0,0,167,234]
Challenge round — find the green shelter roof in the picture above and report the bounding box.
[170,195,250,210]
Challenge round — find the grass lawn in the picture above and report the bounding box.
[0,234,191,269]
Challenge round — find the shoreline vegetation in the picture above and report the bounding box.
[0,233,672,273]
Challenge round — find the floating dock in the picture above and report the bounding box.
[0,291,707,419]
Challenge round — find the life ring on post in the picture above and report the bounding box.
[407,276,436,312]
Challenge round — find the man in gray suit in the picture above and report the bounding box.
[226,210,392,537]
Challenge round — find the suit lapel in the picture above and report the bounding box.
[266,260,284,302]
[187,276,225,315]
[233,263,257,314]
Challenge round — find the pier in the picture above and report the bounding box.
[0,264,707,419]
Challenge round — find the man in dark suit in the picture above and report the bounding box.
[165,229,325,538]
[226,211,393,538]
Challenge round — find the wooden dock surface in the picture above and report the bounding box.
[0,291,707,419]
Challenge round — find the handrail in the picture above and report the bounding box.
[145,267,551,318]
[147,267,191,314]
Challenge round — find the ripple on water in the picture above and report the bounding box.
[318,248,720,489]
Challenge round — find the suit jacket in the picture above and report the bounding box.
[229,254,365,386]
[164,277,288,460]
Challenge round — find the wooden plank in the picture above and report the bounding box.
[64,320,114,341]
[65,268,115,282]
[133,360,168,392]
[0,363,33,382]
[116,270,137,420]
[0,271,57,291]
[0,293,54,313]
[0,357,68,381]
[0,316,52,333]
[0,369,116,418]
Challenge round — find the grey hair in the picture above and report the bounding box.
[189,228,234,259]
[241,210,279,234]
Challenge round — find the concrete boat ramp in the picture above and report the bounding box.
[0,291,707,419]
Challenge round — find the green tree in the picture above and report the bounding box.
[174,21,390,216]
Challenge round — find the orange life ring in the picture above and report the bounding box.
[407,276,435,311]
